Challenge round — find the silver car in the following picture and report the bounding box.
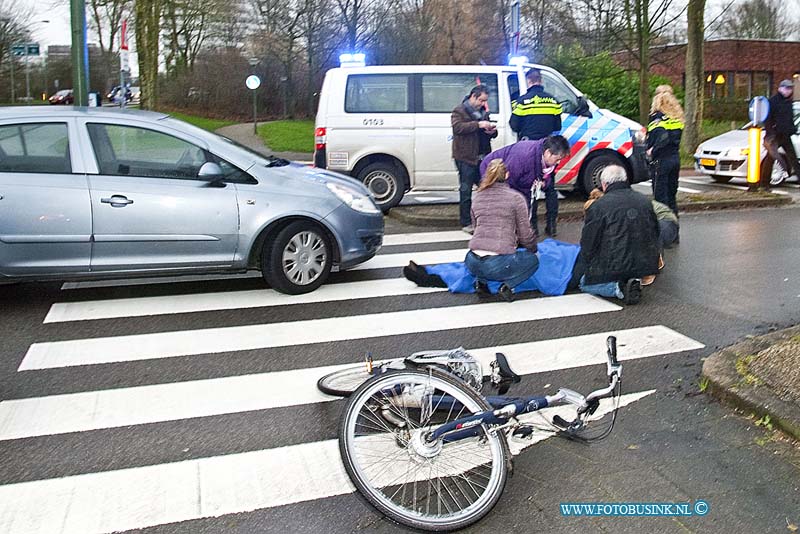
[0,107,383,294]
[693,102,800,186]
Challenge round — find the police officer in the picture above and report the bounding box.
[759,79,799,190]
[510,69,563,237]
[646,88,684,216]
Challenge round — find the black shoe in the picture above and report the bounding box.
[474,280,490,296]
[620,278,642,305]
[545,222,557,237]
[498,283,515,302]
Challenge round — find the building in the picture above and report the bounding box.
[648,39,800,101]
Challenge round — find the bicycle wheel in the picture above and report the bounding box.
[318,366,374,397]
[339,369,510,531]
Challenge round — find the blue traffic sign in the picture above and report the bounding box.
[748,96,770,124]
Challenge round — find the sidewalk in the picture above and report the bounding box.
[215,123,313,162]
[703,326,800,440]
[388,188,792,228]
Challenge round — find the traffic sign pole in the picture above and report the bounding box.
[746,96,770,187]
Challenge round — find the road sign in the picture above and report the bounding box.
[748,96,769,124]
[246,75,261,90]
[10,44,39,57]
[120,48,130,72]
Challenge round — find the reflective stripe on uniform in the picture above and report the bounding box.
[512,95,562,117]
[648,117,684,131]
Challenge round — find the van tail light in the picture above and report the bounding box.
[315,127,327,150]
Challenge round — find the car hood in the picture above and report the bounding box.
[250,162,373,196]
[696,129,750,152]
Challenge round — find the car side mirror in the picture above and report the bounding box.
[574,96,592,118]
[198,162,226,187]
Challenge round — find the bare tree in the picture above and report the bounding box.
[714,0,795,40]
[0,0,33,102]
[682,0,705,154]
[134,0,163,109]
[88,0,132,92]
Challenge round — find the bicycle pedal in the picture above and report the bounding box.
[511,426,534,439]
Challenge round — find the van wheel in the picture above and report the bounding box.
[357,162,405,212]
[581,154,621,194]
[711,175,732,183]
[261,221,332,294]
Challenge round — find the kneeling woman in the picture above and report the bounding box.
[466,158,539,301]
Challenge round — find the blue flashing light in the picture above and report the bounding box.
[508,55,529,66]
[339,53,366,67]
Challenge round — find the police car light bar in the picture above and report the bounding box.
[508,55,529,66]
[339,53,366,67]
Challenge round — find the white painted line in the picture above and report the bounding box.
[352,248,468,270]
[1,326,699,440]
[413,196,449,203]
[679,177,714,186]
[20,294,620,370]
[677,186,702,193]
[45,278,444,323]
[382,231,469,246]
[0,390,653,534]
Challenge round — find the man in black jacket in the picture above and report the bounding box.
[759,79,799,190]
[578,165,660,305]
[510,69,563,236]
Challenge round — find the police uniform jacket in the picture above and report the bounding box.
[510,85,562,141]
[646,111,683,160]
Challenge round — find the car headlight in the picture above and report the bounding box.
[326,183,381,214]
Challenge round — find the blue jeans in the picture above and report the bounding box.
[455,160,481,226]
[465,250,539,289]
[579,275,623,300]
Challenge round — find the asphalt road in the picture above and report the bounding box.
[0,204,799,534]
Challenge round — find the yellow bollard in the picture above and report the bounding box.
[746,127,761,185]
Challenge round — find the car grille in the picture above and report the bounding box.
[719,160,745,171]
[700,150,722,156]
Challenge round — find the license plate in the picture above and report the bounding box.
[700,158,716,167]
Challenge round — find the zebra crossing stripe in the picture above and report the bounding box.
[45,278,446,323]
[351,248,468,270]
[20,294,620,371]
[59,232,471,290]
[0,390,654,534]
[2,326,700,440]
[382,230,468,246]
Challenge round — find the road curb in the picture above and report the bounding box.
[702,325,800,440]
[388,195,792,228]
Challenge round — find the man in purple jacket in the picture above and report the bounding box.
[479,135,570,236]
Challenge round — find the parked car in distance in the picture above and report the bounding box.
[0,107,384,294]
[48,89,73,105]
[694,101,800,186]
[107,85,132,104]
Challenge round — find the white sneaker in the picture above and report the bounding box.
[462,225,474,235]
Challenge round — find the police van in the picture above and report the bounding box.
[313,62,648,211]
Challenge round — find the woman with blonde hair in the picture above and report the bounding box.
[647,86,684,218]
[464,158,539,301]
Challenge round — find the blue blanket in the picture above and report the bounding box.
[426,239,580,296]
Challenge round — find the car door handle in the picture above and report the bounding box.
[101,195,134,207]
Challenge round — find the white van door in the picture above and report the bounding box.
[413,72,510,190]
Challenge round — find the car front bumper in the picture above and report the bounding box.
[693,154,747,177]
[325,204,384,270]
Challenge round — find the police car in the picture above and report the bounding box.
[313,58,649,210]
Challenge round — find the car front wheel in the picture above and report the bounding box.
[261,221,333,294]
